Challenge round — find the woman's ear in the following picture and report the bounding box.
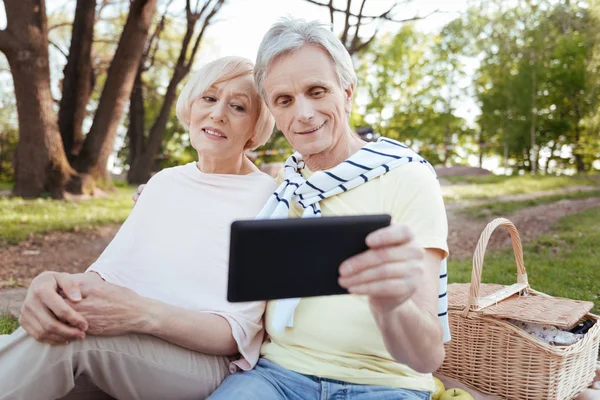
[244,135,256,151]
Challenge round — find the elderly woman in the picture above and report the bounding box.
[0,56,276,400]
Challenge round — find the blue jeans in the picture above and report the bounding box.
[207,358,431,400]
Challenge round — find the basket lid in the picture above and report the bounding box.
[449,283,594,328]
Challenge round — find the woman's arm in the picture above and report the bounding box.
[71,273,239,356]
[139,298,238,356]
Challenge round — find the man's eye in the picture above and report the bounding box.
[278,97,291,106]
[312,89,325,97]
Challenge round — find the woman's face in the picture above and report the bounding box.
[189,74,259,159]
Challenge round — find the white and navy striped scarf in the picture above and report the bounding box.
[257,137,450,342]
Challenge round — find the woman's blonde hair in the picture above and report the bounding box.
[176,56,274,150]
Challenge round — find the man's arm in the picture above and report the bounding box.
[338,224,445,373]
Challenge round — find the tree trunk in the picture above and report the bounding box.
[127,67,146,168]
[529,53,537,175]
[58,0,96,161]
[503,115,509,174]
[74,0,157,185]
[478,131,484,168]
[126,0,226,184]
[127,66,187,184]
[573,105,585,172]
[0,0,93,198]
[443,119,451,166]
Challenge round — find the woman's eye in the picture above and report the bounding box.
[232,104,245,112]
[203,96,216,102]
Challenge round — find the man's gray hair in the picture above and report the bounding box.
[254,17,357,102]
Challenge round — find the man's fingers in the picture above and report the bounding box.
[346,278,418,299]
[340,243,425,277]
[365,224,413,248]
[339,261,419,288]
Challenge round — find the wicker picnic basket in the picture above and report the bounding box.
[437,218,600,400]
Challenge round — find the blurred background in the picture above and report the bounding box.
[0,1,599,325]
[1,0,599,199]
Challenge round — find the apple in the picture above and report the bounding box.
[439,388,475,400]
[432,377,446,400]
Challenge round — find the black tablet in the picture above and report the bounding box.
[227,214,392,302]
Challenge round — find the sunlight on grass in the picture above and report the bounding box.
[448,206,600,313]
[0,187,135,244]
[462,189,600,219]
[444,175,599,202]
[0,314,18,335]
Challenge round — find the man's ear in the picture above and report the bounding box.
[344,83,355,114]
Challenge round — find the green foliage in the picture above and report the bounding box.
[0,314,18,335]
[0,187,135,244]
[448,206,600,313]
[467,0,600,173]
[0,127,18,183]
[255,129,293,165]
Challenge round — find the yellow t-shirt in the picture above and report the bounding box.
[261,161,449,392]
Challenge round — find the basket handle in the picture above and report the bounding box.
[462,218,529,317]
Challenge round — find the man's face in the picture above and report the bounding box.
[263,45,353,159]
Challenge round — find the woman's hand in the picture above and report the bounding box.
[19,271,88,345]
[70,274,149,336]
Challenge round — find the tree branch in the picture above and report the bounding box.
[353,27,379,54]
[49,40,69,59]
[340,0,352,46]
[142,0,174,70]
[377,8,440,24]
[349,0,368,52]
[49,22,73,32]
[303,0,437,23]
[186,0,224,69]
[94,38,120,44]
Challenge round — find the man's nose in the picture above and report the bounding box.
[295,96,315,123]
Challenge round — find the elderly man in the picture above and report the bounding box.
[207,17,449,400]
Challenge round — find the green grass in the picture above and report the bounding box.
[443,175,599,202]
[0,314,18,335]
[448,206,600,314]
[0,182,13,191]
[462,189,600,219]
[0,187,135,244]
